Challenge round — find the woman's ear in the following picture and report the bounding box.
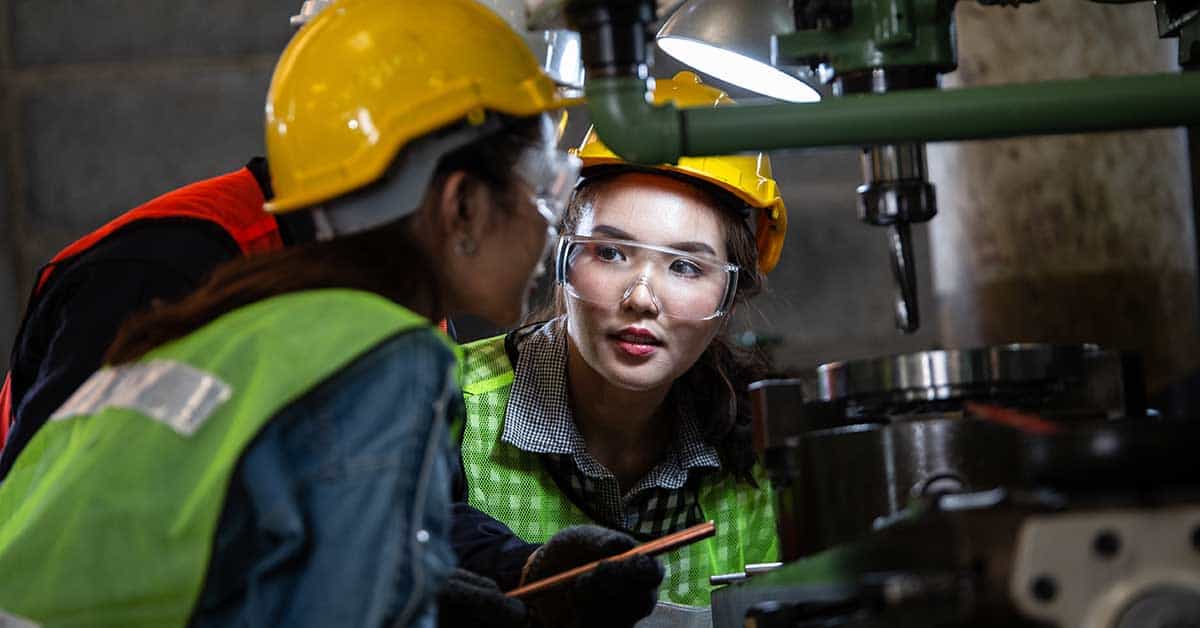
[435,171,469,237]
[437,170,496,250]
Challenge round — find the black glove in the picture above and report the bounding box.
[437,568,529,628]
[521,525,664,628]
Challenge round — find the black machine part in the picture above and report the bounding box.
[756,399,1200,561]
[714,497,1036,628]
[750,345,1151,560]
[713,494,1200,628]
[564,0,656,79]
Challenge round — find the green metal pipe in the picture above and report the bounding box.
[584,72,1200,165]
[581,76,682,165]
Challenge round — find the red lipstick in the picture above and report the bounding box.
[611,326,661,358]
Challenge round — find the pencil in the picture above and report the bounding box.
[506,521,717,598]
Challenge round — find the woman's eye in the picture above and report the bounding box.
[670,259,704,277]
[595,245,626,262]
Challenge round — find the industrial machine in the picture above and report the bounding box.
[755,345,1147,558]
[770,0,1200,334]
[552,1,1200,626]
[706,352,1200,627]
[560,0,1200,334]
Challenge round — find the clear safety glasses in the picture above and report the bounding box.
[555,236,740,321]
[513,116,581,236]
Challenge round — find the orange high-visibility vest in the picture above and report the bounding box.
[0,167,282,446]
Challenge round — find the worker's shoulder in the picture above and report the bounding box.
[67,217,241,279]
[309,323,459,405]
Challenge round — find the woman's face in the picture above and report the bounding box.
[472,187,554,326]
[566,172,729,392]
[467,116,570,327]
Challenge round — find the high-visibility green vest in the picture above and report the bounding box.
[458,334,779,608]
[0,289,441,628]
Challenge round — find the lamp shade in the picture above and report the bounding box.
[656,0,820,103]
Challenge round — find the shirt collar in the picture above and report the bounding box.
[502,318,582,455]
[501,319,722,484]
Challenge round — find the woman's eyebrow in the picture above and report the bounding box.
[592,225,638,240]
[670,242,718,256]
[591,225,719,257]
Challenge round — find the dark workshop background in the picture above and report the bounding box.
[1,2,1195,396]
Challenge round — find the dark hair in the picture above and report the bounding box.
[549,169,770,484]
[106,115,545,364]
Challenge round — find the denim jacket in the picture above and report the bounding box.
[191,328,460,628]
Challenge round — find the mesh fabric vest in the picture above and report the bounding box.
[458,335,779,607]
[0,289,439,627]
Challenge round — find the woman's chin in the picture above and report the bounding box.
[596,357,673,392]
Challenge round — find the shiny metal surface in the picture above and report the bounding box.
[708,563,785,587]
[655,0,821,102]
[745,562,784,575]
[657,0,794,64]
[770,417,1022,559]
[527,29,586,89]
[816,344,1111,404]
[709,572,748,586]
[886,221,920,332]
[836,67,939,334]
[753,345,1146,559]
[635,601,711,628]
[860,143,928,187]
[857,176,936,226]
[856,141,936,334]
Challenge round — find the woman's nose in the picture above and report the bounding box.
[621,278,661,316]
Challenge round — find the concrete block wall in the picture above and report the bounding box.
[1,0,296,366]
[1,2,938,377]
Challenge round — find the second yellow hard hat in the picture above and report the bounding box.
[575,71,788,274]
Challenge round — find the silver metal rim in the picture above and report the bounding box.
[815,344,1109,402]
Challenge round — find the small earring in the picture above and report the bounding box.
[456,237,477,257]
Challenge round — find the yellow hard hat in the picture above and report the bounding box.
[575,71,788,274]
[265,0,574,213]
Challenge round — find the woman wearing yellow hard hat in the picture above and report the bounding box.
[0,1,614,627]
[457,71,786,626]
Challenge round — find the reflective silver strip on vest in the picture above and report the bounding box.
[636,602,712,628]
[50,359,232,438]
[0,609,41,628]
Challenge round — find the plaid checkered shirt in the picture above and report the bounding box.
[502,318,723,539]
